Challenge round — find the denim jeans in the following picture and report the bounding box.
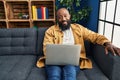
[45,65,80,80]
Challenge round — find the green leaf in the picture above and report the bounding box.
[76,1,80,7]
[60,0,63,3]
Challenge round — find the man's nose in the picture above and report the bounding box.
[62,17,66,21]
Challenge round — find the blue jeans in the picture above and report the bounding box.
[45,65,80,80]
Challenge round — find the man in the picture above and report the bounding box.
[37,8,120,80]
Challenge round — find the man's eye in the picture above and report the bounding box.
[64,16,67,17]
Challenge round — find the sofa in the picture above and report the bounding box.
[0,27,120,80]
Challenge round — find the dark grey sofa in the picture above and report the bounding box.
[0,28,120,80]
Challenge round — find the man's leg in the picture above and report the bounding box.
[45,65,62,80]
[63,65,80,80]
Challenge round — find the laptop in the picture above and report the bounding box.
[45,44,81,66]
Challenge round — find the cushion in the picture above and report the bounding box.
[83,58,109,80]
[0,55,36,80]
[27,67,46,80]
[37,28,48,56]
[0,28,37,55]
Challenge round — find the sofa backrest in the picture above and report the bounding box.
[0,28,37,55]
[37,27,48,56]
[84,40,92,56]
[0,27,91,56]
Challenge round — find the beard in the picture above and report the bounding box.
[58,20,71,31]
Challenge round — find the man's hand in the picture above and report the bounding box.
[104,42,120,56]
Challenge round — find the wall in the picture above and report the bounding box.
[56,0,99,32]
[86,0,99,32]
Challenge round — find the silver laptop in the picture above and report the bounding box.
[45,44,81,66]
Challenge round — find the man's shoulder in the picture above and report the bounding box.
[71,23,84,29]
[47,25,56,30]
[46,25,58,33]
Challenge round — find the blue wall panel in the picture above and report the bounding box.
[87,0,99,32]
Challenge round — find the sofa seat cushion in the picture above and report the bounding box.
[77,70,88,80]
[27,59,109,80]
[83,59,109,80]
[27,67,46,80]
[27,67,89,80]
[0,55,36,80]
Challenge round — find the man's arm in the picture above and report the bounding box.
[79,25,120,56]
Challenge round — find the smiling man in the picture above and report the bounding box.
[37,8,120,80]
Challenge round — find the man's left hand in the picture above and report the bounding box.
[104,42,120,56]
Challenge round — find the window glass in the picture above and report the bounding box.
[104,23,113,41]
[112,25,120,47]
[115,0,120,24]
[98,21,104,35]
[106,0,116,22]
[99,2,106,20]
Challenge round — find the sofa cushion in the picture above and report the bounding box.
[0,28,37,55]
[83,58,109,80]
[27,67,46,80]
[27,60,108,80]
[27,67,89,80]
[0,55,36,80]
[37,28,48,56]
[77,70,88,80]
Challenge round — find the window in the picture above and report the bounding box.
[98,0,120,47]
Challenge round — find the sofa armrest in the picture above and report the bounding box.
[92,44,120,80]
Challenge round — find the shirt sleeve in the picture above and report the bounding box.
[80,25,111,45]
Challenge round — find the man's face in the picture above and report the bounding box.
[57,8,71,31]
